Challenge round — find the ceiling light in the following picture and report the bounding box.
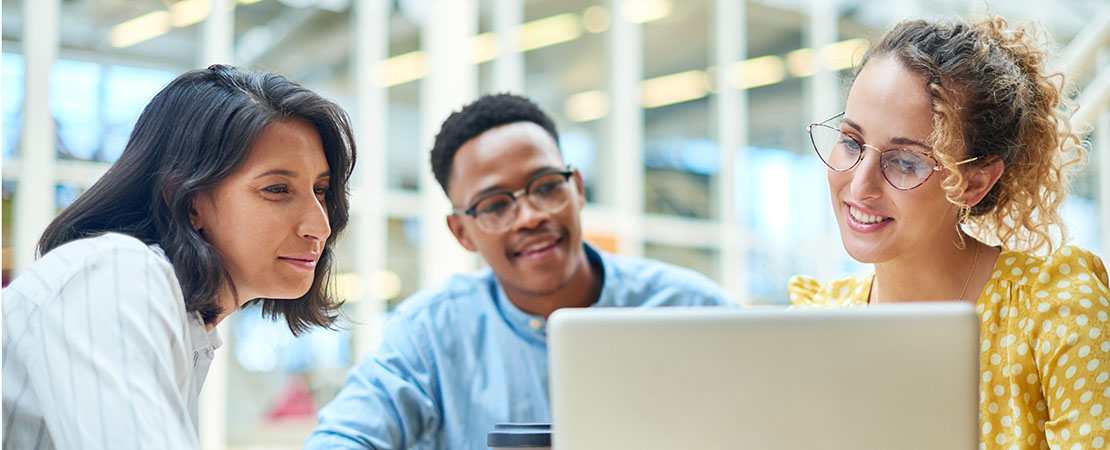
[109,11,171,48]
[566,90,610,122]
[517,13,583,52]
[786,48,814,77]
[170,0,212,28]
[583,6,611,33]
[823,38,868,71]
[470,32,502,64]
[373,51,426,88]
[641,70,709,108]
[730,55,786,89]
[621,0,672,24]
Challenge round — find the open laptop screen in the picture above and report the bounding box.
[548,304,979,450]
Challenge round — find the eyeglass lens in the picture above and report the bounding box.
[809,124,935,190]
[472,172,572,232]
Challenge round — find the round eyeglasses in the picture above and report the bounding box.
[452,167,576,234]
[807,112,980,190]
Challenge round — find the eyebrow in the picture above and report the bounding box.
[469,165,564,201]
[254,169,331,179]
[842,118,931,150]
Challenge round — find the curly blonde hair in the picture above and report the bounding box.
[857,16,1086,256]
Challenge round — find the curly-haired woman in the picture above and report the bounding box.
[789,17,1110,449]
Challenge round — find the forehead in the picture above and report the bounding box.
[237,118,328,174]
[447,121,563,201]
[845,56,934,141]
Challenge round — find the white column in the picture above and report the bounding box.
[809,0,838,282]
[1099,51,1110,262]
[14,0,60,275]
[200,0,234,66]
[420,0,479,287]
[492,0,524,94]
[609,0,644,257]
[197,2,235,449]
[351,0,391,360]
[714,0,747,303]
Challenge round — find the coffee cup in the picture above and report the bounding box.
[487,423,551,449]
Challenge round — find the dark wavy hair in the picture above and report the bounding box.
[37,64,356,335]
[856,17,1085,255]
[430,93,559,194]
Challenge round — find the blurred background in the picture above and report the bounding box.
[2,0,1108,448]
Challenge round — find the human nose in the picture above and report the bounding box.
[510,194,549,231]
[849,146,886,200]
[298,194,331,241]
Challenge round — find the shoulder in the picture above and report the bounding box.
[4,233,187,332]
[387,269,496,329]
[1019,245,1109,307]
[788,274,871,308]
[602,252,733,305]
[7,233,174,299]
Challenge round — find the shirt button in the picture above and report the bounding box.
[529,319,543,330]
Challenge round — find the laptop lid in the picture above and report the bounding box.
[548,304,979,450]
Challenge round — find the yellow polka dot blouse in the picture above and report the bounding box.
[788,246,1110,449]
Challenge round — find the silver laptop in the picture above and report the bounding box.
[548,304,979,450]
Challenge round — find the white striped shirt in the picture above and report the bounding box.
[3,232,221,449]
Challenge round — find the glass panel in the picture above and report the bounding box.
[642,0,713,219]
[51,59,102,161]
[387,7,423,191]
[386,217,421,310]
[101,65,176,162]
[645,242,718,283]
[523,0,606,203]
[2,53,24,159]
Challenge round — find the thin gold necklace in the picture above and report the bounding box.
[957,241,980,301]
[870,241,981,304]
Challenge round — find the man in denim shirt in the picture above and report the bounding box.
[306,94,733,449]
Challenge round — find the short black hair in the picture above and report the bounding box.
[430,93,559,195]
[38,64,356,335]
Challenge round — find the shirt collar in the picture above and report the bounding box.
[189,311,223,352]
[493,242,608,344]
[152,243,223,352]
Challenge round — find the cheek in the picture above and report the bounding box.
[827,170,849,196]
[472,232,509,259]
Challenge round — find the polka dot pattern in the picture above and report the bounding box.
[788,245,1110,449]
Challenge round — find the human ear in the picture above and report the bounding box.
[188,193,214,232]
[446,214,478,252]
[571,168,586,208]
[961,157,1005,207]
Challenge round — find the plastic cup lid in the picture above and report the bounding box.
[486,423,552,447]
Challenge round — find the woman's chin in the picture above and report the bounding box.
[841,237,892,265]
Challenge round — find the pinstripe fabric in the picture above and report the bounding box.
[2,233,221,450]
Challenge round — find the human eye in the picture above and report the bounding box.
[476,195,512,216]
[886,151,929,176]
[314,185,328,196]
[262,185,290,195]
[838,135,862,155]
[532,180,560,197]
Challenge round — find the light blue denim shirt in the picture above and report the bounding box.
[305,244,734,450]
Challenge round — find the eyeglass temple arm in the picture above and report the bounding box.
[819,111,846,124]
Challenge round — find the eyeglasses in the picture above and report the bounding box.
[806,112,980,190]
[453,167,576,234]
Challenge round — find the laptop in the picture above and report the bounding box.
[548,304,979,450]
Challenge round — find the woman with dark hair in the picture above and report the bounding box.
[2,64,356,449]
[788,17,1109,448]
